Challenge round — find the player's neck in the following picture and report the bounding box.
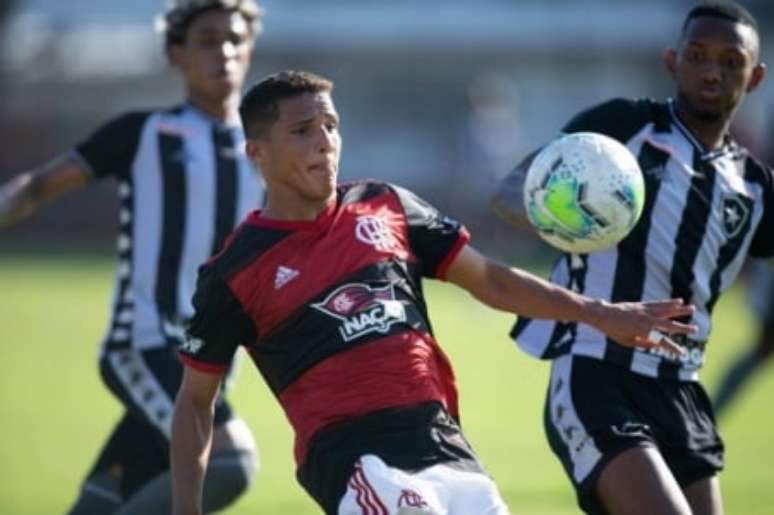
[673,99,732,151]
[187,92,241,124]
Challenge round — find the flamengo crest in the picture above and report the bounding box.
[355,215,399,252]
[312,282,407,342]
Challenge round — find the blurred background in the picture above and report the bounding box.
[2,0,773,259]
[2,1,774,514]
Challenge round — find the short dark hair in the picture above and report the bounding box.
[240,71,334,139]
[682,1,758,34]
[160,0,263,48]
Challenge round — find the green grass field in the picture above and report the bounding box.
[1,253,773,514]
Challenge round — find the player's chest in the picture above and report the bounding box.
[645,164,760,256]
[247,209,415,330]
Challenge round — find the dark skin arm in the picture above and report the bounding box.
[489,149,540,229]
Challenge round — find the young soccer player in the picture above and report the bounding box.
[492,2,770,514]
[0,1,264,513]
[170,70,697,515]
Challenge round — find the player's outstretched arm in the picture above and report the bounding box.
[171,367,224,515]
[489,149,539,229]
[0,155,89,227]
[446,244,696,354]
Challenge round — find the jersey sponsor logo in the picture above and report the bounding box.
[646,344,704,367]
[274,265,300,290]
[397,489,429,509]
[312,283,407,342]
[355,215,399,252]
[721,193,750,238]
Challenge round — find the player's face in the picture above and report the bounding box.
[251,92,341,209]
[665,16,765,123]
[170,9,254,102]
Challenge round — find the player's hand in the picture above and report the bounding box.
[590,298,697,355]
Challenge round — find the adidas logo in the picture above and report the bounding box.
[274,265,300,290]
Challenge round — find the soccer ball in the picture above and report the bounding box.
[523,132,645,254]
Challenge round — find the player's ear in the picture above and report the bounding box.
[747,62,766,92]
[246,139,266,165]
[663,48,678,78]
[167,43,184,68]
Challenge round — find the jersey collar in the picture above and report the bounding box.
[248,197,337,231]
[667,99,737,163]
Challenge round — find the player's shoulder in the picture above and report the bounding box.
[92,110,155,138]
[206,212,295,279]
[337,179,401,205]
[736,145,774,186]
[583,97,658,115]
[563,97,665,143]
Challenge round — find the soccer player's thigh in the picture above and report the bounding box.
[544,354,687,515]
[101,345,233,436]
[100,346,237,456]
[99,347,182,494]
[420,462,510,514]
[660,380,724,515]
[684,475,723,515]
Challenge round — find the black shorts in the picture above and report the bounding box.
[544,354,724,514]
[298,401,486,515]
[90,345,233,496]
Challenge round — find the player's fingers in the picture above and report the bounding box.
[652,319,698,335]
[643,299,694,318]
[643,330,686,356]
[642,298,687,309]
[631,331,686,356]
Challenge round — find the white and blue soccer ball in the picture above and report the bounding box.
[523,132,645,254]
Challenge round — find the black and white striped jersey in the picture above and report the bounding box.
[72,103,264,353]
[512,98,774,381]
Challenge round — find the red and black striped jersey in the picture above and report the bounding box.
[180,180,470,464]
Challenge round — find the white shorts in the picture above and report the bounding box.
[337,454,510,515]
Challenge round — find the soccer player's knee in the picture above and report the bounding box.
[202,446,259,511]
[219,445,259,489]
[68,470,122,515]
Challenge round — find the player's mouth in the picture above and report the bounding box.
[308,162,336,177]
[697,86,724,102]
[213,64,240,80]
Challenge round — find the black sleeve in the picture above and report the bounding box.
[561,98,653,144]
[749,164,774,258]
[179,264,256,373]
[73,111,150,180]
[389,184,470,279]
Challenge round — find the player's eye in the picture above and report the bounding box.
[721,55,744,69]
[685,49,704,63]
[229,34,249,47]
[194,36,220,48]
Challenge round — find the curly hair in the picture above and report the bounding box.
[158,0,263,48]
